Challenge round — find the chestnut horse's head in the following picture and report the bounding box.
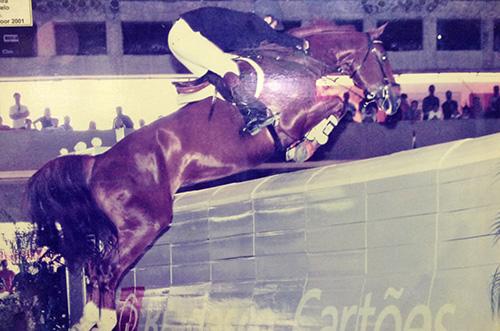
[291,21,401,116]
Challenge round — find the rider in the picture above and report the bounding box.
[168,6,309,135]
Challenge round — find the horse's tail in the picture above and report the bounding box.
[27,155,117,269]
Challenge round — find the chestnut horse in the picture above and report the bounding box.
[27,22,399,331]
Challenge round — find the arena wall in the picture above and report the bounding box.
[1,0,499,76]
[113,133,500,330]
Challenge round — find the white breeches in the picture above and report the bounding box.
[168,18,240,77]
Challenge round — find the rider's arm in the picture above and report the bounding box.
[251,14,305,50]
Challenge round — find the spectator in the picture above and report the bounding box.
[486,85,500,118]
[405,100,422,122]
[23,118,33,130]
[59,116,73,131]
[422,85,440,120]
[0,116,10,130]
[0,260,16,293]
[0,278,8,298]
[139,119,146,128]
[113,106,134,129]
[441,90,458,120]
[362,102,377,123]
[461,104,474,119]
[88,121,97,131]
[9,92,30,129]
[33,108,57,130]
[471,95,483,118]
[342,92,356,122]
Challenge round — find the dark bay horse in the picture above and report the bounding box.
[27,22,399,331]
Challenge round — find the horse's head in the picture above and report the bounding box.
[291,22,401,116]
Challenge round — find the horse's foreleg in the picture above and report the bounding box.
[70,300,100,331]
[70,257,119,331]
[286,99,343,162]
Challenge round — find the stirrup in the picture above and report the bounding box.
[241,115,276,136]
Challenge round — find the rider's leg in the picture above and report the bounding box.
[168,19,274,134]
[168,18,238,77]
[221,72,276,135]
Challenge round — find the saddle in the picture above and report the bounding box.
[172,46,325,106]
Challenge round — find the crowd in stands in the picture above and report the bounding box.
[2,86,500,132]
[342,85,500,124]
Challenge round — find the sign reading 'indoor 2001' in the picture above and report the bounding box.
[0,0,32,27]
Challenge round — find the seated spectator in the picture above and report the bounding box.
[461,104,475,119]
[362,102,377,123]
[88,121,97,130]
[58,116,73,131]
[471,95,483,118]
[486,85,500,118]
[342,92,356,122]
[442,90,458,120]
[9,92,30,129]
[422,85,440,120]
[23,118,33,130]
[113,106,134,129]
[404,100,422,122]
[0,116,10,130]
[33,108,57,130]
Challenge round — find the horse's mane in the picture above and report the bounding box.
[289,20,358,38]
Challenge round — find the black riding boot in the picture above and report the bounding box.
[207,71,275,135]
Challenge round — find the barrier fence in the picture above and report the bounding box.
[99,133,500,330]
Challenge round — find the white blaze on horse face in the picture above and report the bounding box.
[134,152,160,184]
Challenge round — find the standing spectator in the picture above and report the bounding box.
[59,116,73,131]
[9,92,30,129]
[0,260,16,293]
[486,85,500,118]
[342,92,356,122]
[33,108,57,130]
[88,121,97,131]
[139,119,146,128]
[422,85,440,120]
[112,106,134,129]
[441,90,458,120]
[0,116,10,130]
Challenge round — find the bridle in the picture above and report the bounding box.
[346,34,400,113]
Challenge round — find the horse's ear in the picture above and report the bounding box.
[368,22,388,39]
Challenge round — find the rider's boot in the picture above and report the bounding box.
[208,71,275,135]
